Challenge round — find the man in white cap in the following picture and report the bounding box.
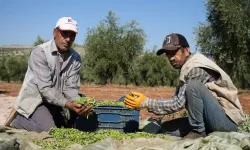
[8,17,93,132]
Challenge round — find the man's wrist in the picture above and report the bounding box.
[65,101,72,109]
[140,98,149,108]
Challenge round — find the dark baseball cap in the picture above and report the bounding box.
[156,33,189,55]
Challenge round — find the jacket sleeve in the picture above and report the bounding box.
[141,82,187,115]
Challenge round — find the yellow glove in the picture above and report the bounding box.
[124,91,146,109]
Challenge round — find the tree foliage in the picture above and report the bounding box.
[83,10,146,85]
[135,51,179,87]
[195,0,250,88]
[0,54,28,82]
[33,35,46,46]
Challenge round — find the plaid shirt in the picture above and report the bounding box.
[142,54,219,115]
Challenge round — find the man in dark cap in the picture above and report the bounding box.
[124,33,245,139]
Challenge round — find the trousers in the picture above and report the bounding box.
[11,103,77,132]
[160,80,237,137]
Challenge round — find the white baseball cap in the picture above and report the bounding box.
[55,17,78,33]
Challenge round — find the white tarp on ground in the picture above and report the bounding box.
[84,132,250,150]
[1,125,250,150]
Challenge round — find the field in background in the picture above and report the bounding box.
[0,45,85,55]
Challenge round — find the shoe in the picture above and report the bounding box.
[183,131,206,139]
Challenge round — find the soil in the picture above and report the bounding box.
[0,81,249,125]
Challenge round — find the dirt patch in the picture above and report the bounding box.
[0,82,175,99]
[0,95,16,125]
[238,92,250,114]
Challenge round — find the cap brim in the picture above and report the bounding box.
[156,44,178,55]
[156,49,167,55]
[58,25,78,33]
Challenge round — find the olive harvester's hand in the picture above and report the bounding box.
[124,91,146,109]
[65,101,93,116]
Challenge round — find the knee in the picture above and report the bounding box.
[186,80,203,94]
[11,114,53,133]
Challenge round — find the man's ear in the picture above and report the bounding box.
[184,47,190,57]
[53,28,57,38]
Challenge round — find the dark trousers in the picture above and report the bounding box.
[11,103,77,133]
[160,80,237,137]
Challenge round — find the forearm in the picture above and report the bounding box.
[141,97,185,115]
[141,84,187,115]
[41,87,68,107]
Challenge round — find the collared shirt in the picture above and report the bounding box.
[142,54,219,115]
[28,40,81,107]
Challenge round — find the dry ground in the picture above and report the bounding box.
[0,81,249,125]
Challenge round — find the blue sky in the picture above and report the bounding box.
[1,0,207,52]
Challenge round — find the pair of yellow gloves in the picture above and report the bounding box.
[124,92,146,109]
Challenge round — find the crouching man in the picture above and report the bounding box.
[124,33,245,139]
